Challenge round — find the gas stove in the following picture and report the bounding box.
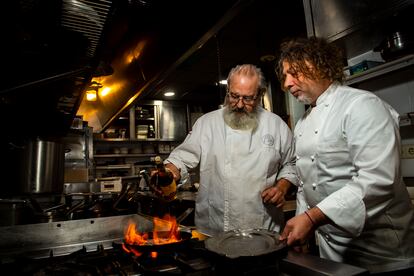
[0,214,368,276]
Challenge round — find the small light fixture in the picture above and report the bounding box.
[164,91,175,97]
[219,79,227,85]
[85,81,103,102]
[86,90,97,101]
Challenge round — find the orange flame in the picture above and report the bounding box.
[123,214,181,257]
[153,214,180,244]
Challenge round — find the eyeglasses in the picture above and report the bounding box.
[227,92,258,104]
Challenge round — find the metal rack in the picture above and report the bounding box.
[345,54,414,85]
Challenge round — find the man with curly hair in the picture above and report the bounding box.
[277,37,414,275]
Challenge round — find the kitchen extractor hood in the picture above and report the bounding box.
[76,0,245,133]
[0,0,120,139]
[1,0,247,137]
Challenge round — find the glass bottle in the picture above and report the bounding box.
[150,156,177,201]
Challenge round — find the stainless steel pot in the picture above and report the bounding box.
[0,199,35,226]
[374,30,414,61]
[17,138,65,194]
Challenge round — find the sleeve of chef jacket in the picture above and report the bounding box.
[165,116,204,184]
[317,95,400,237]
[275,122,298,186]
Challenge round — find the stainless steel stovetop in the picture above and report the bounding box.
[0,214,368,275]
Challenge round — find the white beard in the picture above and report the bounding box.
[296,94,313,105]
[223,105,259,131]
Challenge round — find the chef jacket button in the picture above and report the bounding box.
[314,129,318,134]
[325,103,329,107]
[312,183,316,190]
[296,155,300,160]
[310,155,315,161]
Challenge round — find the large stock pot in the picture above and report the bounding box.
[16,137,65,194]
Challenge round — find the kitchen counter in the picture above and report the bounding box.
[281,251,368,276]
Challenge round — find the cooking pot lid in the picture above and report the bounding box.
[204,229,286,259]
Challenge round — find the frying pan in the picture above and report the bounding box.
[115,230,193,253]
[204,229,287,259]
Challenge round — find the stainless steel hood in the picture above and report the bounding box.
[0,0,117,139]
[2,0,304,135]
[76,0,309,132]
[77,0,246,132]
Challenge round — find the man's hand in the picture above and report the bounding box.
[280,207,328,250]
[261,178,291,207]
[148,169,163,197]
[279,213,314,248]
[165,162,181,181]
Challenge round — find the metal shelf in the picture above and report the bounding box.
[95,164,132,170]
[94,138,179,142]
[345,54,414,85]
[96,175,140,181]
[94,153,159,158]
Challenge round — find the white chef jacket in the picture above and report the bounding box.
[166,106,297,236]
[294,82,414,273]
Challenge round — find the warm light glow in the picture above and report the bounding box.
[164,91,175,97]
[122,214,181,257]
[86,90,97,101]
[126,97,135,105]
[219,79,227,85]
[100,87,111,97]
[126,40,147,64]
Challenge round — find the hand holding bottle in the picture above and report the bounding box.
[149,156,177,202]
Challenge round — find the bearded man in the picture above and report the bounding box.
[164,64,297,236]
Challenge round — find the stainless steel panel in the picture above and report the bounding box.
[304,0,413,41]
[0,214,153,259]
[17,139,65,194]
[62,127,94,163]
[159,102,188,141]
[303,0,414,59]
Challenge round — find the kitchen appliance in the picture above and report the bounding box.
[1,138,64,223]
[374,30,414,61]
[15,138,65,194]
[0,214,368,276]
[204,228,287,259]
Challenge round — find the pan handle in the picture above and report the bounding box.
[176,207,194,224]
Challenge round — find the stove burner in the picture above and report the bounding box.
[2,246,136,275]
[1,240,216,275]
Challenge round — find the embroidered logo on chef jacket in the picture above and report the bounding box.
[262,134,274,146]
